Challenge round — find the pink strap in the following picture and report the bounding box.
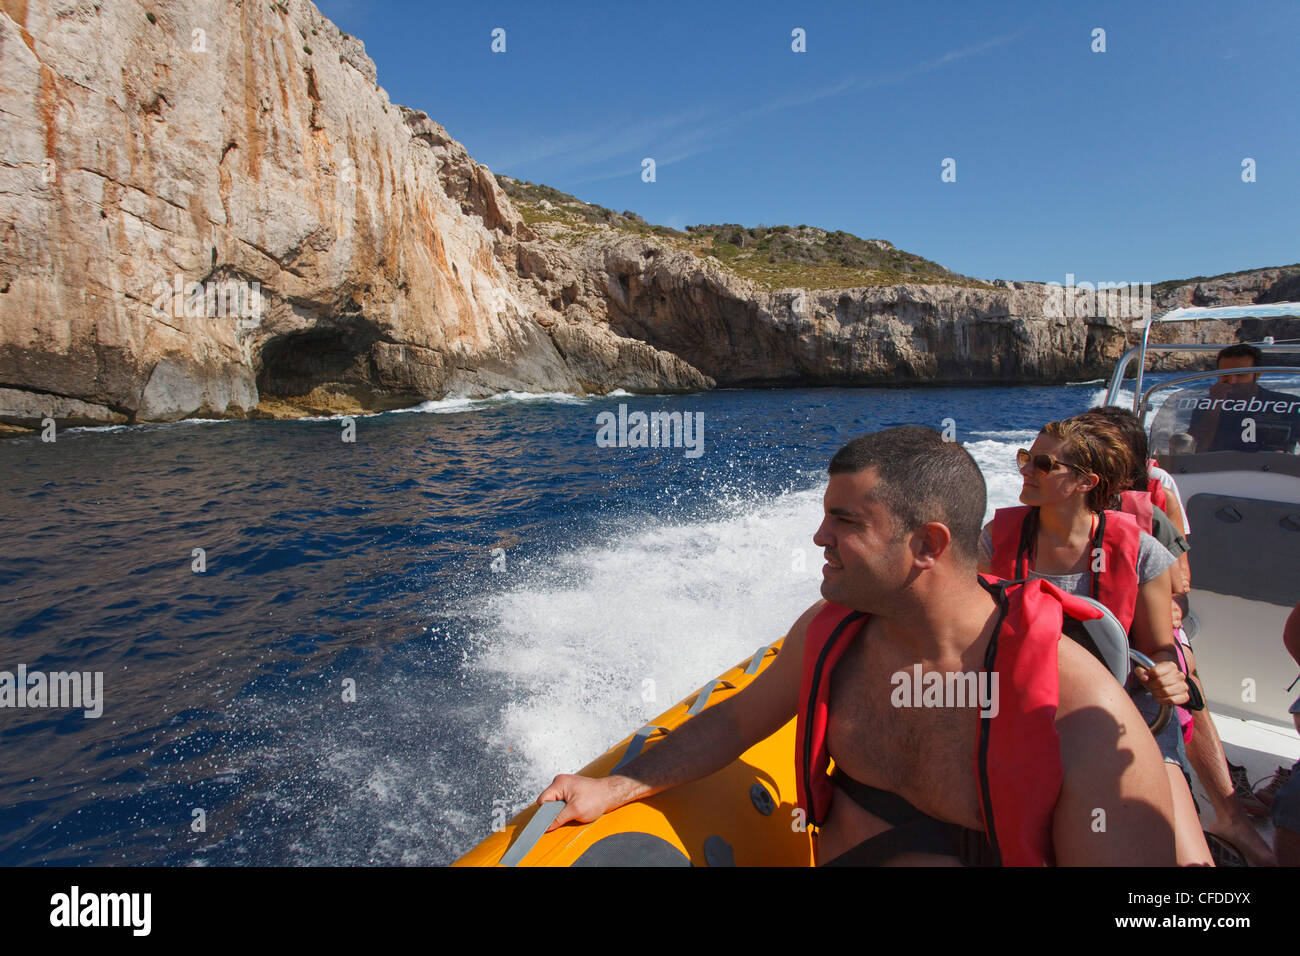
[1171,634,1194,744]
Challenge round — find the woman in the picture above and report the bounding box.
[1083,405,1191,593]
[977,415,1211,865]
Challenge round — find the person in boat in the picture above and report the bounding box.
[1273,600,1300,866]
[1147,452,1191,537]
[536,426,1180,865]
[1186,344,1300,454]
[1079,406,1277,866]
[1083,406,1191,583]
[977,415,1210,865]
[1081,406,1190,591]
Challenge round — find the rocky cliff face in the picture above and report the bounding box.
[512,219,1300,388]
[0,0,708,430]
[1,0,1296,432]
[515,226,1130,386]
[1141,267,1300,360]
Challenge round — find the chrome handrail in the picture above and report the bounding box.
[1133,312,1158,412]
[1104,346,1142,408]
[1130,343,1300,351]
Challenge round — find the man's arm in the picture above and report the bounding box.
[536,599,824,831]
[1161,491,1187,538]
[1150,506,1191,594]
[1052,638,1178,865]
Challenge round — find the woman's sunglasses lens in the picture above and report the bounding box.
[1016,449,1055,473]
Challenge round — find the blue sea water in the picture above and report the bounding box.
[0,380,1149,865]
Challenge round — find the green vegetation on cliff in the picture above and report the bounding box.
[497,175,990,292]
[1151,263,1300,298]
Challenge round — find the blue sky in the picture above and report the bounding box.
[316,0,1298,284]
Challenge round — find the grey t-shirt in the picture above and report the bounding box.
[1150,506,1189,557]
[978,524,1177,598]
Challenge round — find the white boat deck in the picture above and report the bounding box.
[1191,709,1298,848]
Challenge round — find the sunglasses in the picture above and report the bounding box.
[1016,448,1090,476]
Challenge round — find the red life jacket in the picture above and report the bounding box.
[794,575,1108,867]
[1145,459,1170,511]
[1146,476,1169,512]
[1117,491,1154,534]
[987,505,1142,633]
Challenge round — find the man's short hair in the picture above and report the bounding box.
[1218,343,1263,367]
[828,426,986,563]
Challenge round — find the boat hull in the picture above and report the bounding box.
[453,641,815,867]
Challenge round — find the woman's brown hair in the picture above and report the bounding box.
[1084,405,1150,492]
[1040,414,1135,512]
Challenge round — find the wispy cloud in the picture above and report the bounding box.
[510,27,1031,185]
[887,26,1031,82]
[566,113,737,185]
[569,147,709,187]
[492,102,718,172]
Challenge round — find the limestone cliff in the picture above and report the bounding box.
[514,223,1127,387]
[508,208,1299,388]
[0,0,709,430]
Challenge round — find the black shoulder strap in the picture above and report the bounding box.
[1014,508,1038,580]
[825,770,996,866]
[975,575,1012,867]
[1090,510,1107,601]
[802,608,867,827]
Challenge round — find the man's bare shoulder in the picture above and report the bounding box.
[1051,635,1176,865]
[783,599,828,654]
[1055,636,1133,721]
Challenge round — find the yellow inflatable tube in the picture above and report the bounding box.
[454,640,814,866]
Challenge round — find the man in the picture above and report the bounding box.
[535,427,1180,865]
[1188,344,1300,453]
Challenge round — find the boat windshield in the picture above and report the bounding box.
[1144,370,1300,461]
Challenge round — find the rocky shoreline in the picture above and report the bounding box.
[1,0,1297,434]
